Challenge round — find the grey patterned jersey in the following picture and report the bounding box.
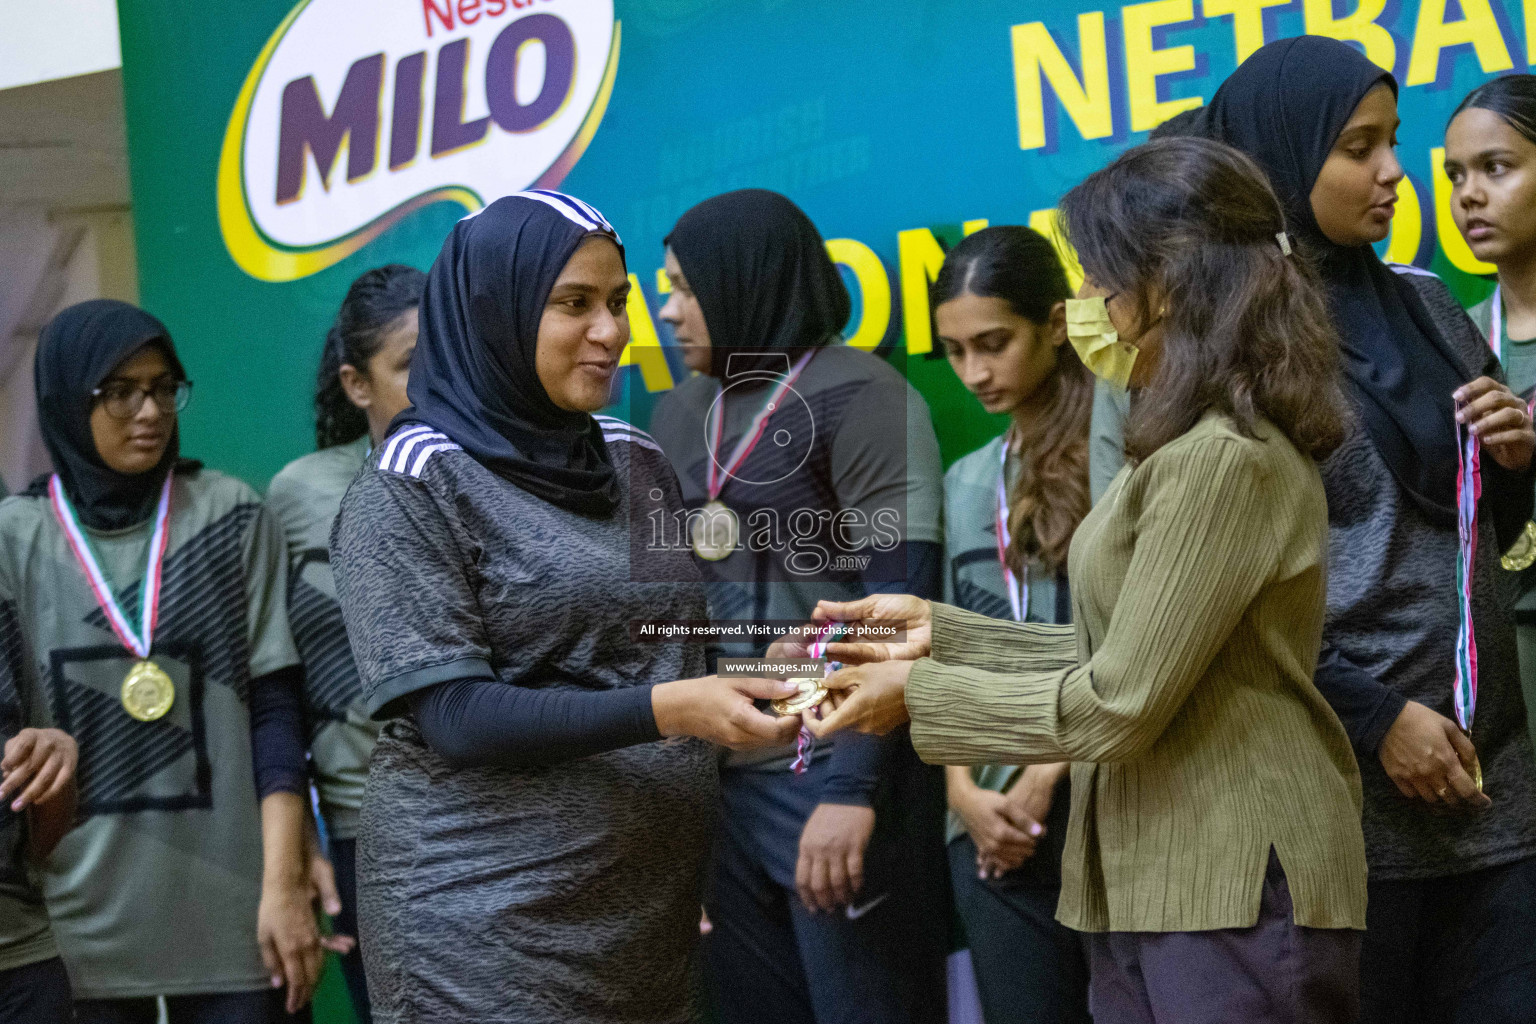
[331,420,716,1024]
[0,470,298,998]
[1325,267,1536,878]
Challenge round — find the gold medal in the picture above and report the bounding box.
[122,660,175,722]
[1501,520,1536,572]
[691,500,740,562]
[770,676,829,716]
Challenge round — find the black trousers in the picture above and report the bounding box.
[330,837,372,1024]
[0,956,71,1024]
[702,754,949,1024]
[76,989,308,1024]
[1362,854,1536,1023]
[948,835,1090,1024]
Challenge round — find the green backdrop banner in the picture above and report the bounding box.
[118,0,1527,487]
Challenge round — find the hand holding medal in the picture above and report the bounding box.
[49,472,176,722]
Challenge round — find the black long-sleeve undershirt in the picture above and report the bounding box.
[413,677,660,768]
[249,665,309,799]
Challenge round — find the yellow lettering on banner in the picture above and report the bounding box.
[1382,176,1423,265]
[1028,208,1085,291]
[1011,14,1113,150]
[1406,0,1512,86]
[1202,0,1289,63]
[826,238,892,352]
[1302,0,1396,71]
[1430,146,1497,274]
[898,227,948,356]
[1529,0,1536,65]
[618,274,675,392]
[963,219,990,236]
[655,268,672,294]
[1124,0,1204,132]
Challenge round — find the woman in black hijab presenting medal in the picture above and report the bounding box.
[330,191,800,1024]
[650,190,949,1024]
[0,301,325,1023]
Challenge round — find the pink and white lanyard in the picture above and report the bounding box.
[1455,408,1480,740]
[995,435,1028,623]
[48,473,173,661]
[705,349,816,501]
[790,619,844,774]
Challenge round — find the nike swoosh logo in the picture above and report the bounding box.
[844,892,890,921]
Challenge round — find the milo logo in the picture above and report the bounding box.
[218,0,619,281]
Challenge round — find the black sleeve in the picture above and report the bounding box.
[412,677,662,768]
[249,665,309,799]
[1313,645,1407,757]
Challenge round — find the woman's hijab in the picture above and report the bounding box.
[401,190,626,516]
[1200,35,1469,522]
[665,189,850,382]
[32,299,188,531]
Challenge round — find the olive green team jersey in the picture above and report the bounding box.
[267,436,380,840]
[0,470,299,998]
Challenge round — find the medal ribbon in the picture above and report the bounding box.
[48,473,173,660]
[790,619,845,774]
[1454,413,1481,735]
[705,349,816,500]
[995,435,1029,623]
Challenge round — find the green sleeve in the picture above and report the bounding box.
[927,602,1076,673]
[244,502,301,679]
[907,435,1282,767]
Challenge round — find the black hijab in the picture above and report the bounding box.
[665,189,850,382]
[400,190,625,516]
[1200,35,1469,522]
[31,300,189,531]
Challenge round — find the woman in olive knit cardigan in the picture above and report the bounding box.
[805,138,1370,1023]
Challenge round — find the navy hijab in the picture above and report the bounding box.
[399,191,626,516]
[31,300,190,531]
[665,189,850,383]
[1200,36,1468,522]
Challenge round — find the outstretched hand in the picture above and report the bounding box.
[653,675,803,750]
[812,594,931,665]
[803,661,914,738]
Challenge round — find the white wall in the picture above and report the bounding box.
[0,0,122,92]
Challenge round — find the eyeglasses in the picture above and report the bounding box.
[91,378,193,420]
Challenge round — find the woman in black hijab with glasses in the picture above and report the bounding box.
[650,190,948,1024]
[331,191,800,1024]
[1198,37,1536,1021]
[0,300,323,1023]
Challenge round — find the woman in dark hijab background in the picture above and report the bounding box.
[651,190,950,1024]
[1200,37,1536,1021]
[330,191,802,1024]
[1,300,323,1023]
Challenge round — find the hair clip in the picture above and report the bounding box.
[1276,232,1293,257]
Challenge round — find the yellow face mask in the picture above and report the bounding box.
[1065,296,1138,391]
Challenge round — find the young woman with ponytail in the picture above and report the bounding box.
[266,264,426,1024]
[929,226,1091,1024]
